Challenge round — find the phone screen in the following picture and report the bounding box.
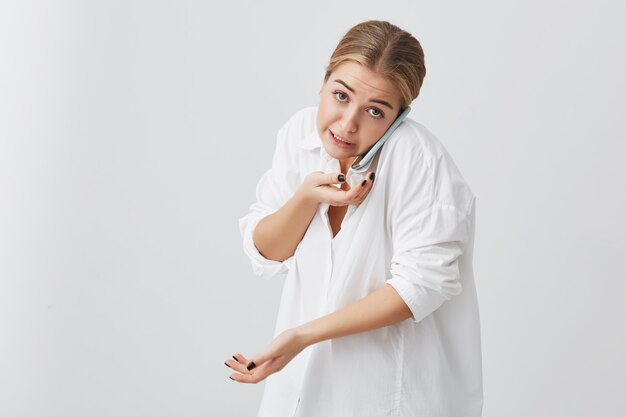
[350,106,412,171]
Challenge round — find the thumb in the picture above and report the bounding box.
[246,351,271,371]
[307,171,346,186]
[320,172,346,186]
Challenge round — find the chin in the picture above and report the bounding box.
[323,144,358,160]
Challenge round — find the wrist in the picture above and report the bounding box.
[293,186,318,207]
[294,320,322,348]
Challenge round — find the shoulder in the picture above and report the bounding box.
[383,119,450,167]
[278,106,317,138]
[382,119,476,216]
[272,106,317,151]
[269,106,317,169]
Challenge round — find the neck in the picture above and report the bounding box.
[339,157,357,173]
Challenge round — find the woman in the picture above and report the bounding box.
[226,20,483,417]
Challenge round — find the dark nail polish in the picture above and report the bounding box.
[232,355,239,362]
[338,174,345,182]
[229,376,234,380]
[247,361,257,371]
[369,172,375,181]
[361,179,366,187]
[224,362,231,368]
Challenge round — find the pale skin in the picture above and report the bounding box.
[225,61,414,383]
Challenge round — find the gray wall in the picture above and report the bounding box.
[1,1,624,416]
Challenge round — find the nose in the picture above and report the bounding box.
[339,106,358,133]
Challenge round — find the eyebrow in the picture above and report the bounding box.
[333,79,395,110]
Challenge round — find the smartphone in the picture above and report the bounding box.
[350,106,412,171]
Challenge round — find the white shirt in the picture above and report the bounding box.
[238,106,483,417]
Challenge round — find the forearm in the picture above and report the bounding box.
[253,190,319,262]
[295,283,414,347]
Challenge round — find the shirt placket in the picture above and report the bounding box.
[318,154,340,312]
[292,146,380,415]
[317,148,375,305]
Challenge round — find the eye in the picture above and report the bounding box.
[368,108,384,119]
[333,91,348,102]
[331,90,385,119]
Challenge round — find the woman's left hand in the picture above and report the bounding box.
[225,328,307,384]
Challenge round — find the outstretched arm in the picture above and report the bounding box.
[226,284,412,384]
[295,283,413,346]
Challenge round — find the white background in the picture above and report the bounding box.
[1,1,625,416]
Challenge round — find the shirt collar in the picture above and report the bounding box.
[299,128,335,161]
[299,128,322,150]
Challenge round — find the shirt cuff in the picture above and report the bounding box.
[238,212,295,280]
[385,277,450,323]
[386,243,464,323]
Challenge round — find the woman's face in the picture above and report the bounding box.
[316,61,402,165]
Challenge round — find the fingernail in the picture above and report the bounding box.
[232,355,239,363]
[229,376,235,380]
[224,362,231,368]
[361,179,366,187]
[246,361,257,371]
[338,174,345,182]
[369,172,375,181]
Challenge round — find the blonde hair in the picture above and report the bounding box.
[323,20,426,115]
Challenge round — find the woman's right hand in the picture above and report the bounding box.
[296,171,375,208]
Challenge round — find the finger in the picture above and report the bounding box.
[350,176,372,204]
[338,177,367,201]
[325,175,374,206]
[335,184,365,206]
[245,344,277,373]
[313,171,346,186]
[352,172,376,205]
[231,353,246,364]
[226,353,253,375]
[319,184,353,206]
[230,358,276,384]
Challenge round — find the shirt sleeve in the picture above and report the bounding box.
[384,133,475,323]
[238,120,300,280]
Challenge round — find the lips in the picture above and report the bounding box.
[329,130,355,147]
